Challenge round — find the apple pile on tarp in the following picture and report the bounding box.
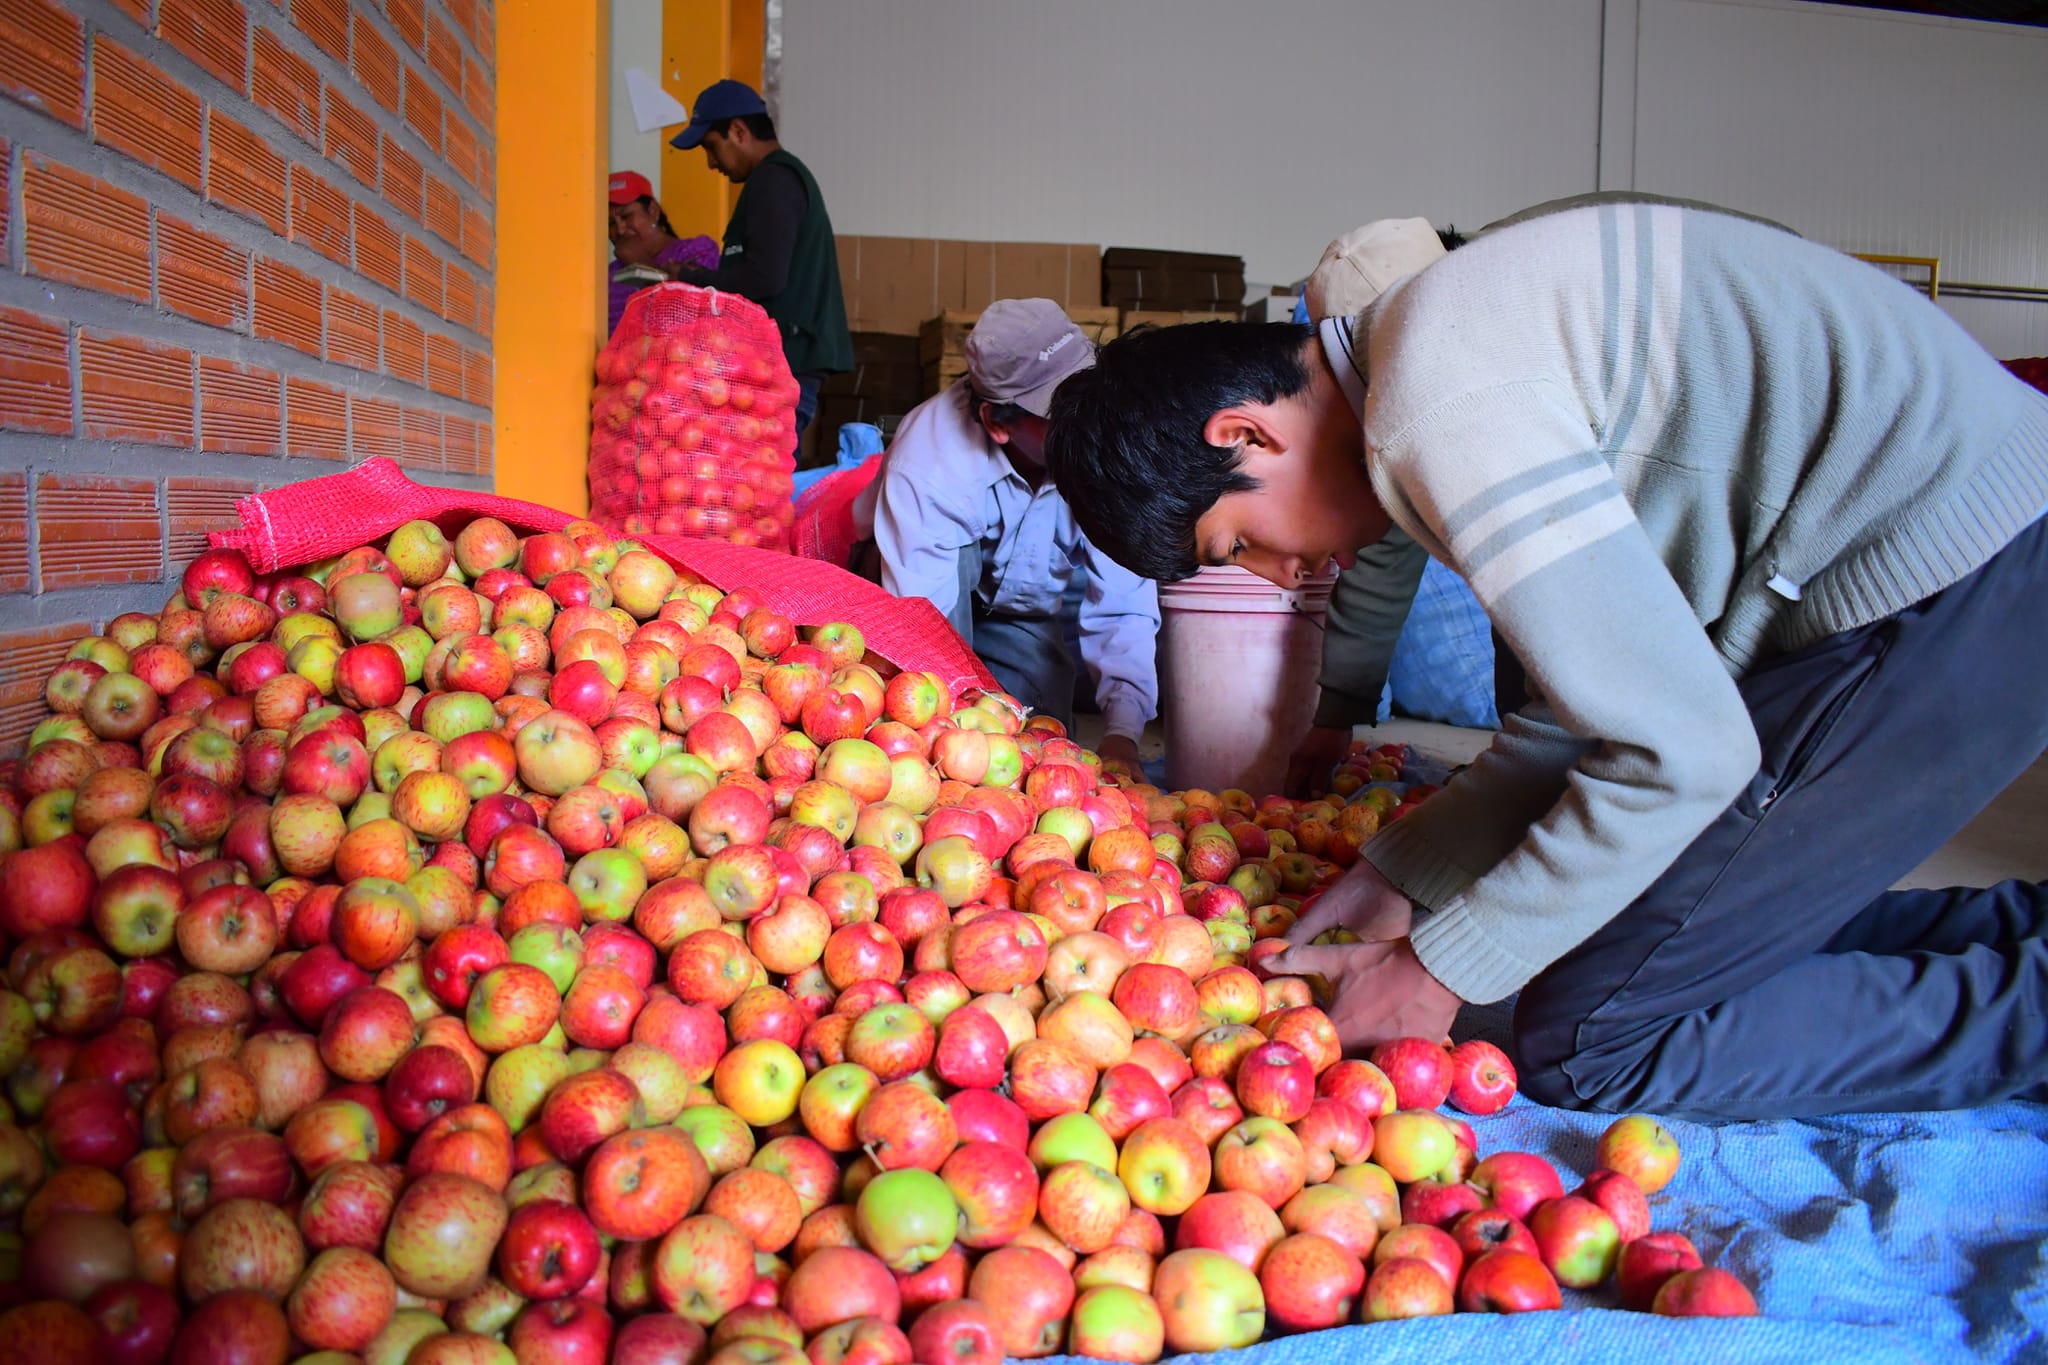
[0,516,1758,1365]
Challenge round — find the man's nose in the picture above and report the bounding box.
[1242,551,1305,589]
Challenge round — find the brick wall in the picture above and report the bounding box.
[0,0,495,756]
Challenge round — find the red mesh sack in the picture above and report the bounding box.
[206,459,999,697]
[588,283,801,550]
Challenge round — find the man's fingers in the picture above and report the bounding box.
[1289,899,1347,942]
[1262,942,1361,979]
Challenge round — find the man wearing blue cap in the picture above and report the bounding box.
[665,80,853,439]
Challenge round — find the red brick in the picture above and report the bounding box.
[445,0,478,47]
[350,393,402,462]
[470,0,492,66]
[399,406,441,470]
[425,12,460,89]
[291,0,346,62]
[36,476,162,591]
[478,147,493,204]
[381,133,422,221]
[461,202,491,268]
[402,67,442,153]
[0,0,84,128]
[324,287,379,371]
[441,414,476,475]
[350,11,399,113]
[0,625,96,757]
[353,201,402,294]
[426,333,462,400]
[387,0,424,52]
[252,26,320,144]
[0,474,27,594]
[197,359,280,455]
[207,110,288,234]
[323,82,378,189]
[284,375,347,459]
[382,309,424,386]
[80,331,194,446]
[474,280,492,336]
[159,0,248,92]
[423,173,459,246]
[441,262,476,331]
[156,213,251,330]
[287,162,350,265]
[461,53,491,130]
[21,156,151,304]
[443,113,478,192]
[0,137,8,254]
[477,421,492,478]
[167,477,256,568]
[0,309,72,436]
[106,0,151,26]
[462,344,491,408]
[402,235,443,315]
[253,258,322,356]
[92,39,204,189]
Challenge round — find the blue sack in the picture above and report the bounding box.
[792,422,884,498]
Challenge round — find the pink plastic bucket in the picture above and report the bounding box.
[1158,566,1334,796]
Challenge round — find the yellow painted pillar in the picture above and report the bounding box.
[493,0,607,516]
[660,0,765,241]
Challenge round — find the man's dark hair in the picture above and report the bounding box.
[709,112,778,142]
[1045,321,1317,583]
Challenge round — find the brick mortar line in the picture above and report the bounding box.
[0,433,488,486]
[68,0,499,236]
[0,270,496,424]
[0,100,497,353]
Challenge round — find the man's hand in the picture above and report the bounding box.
[1292,858,1412,945]
[1261,938,1464,1052]
[1096,734,1143,781]
[1285,724,1353,798]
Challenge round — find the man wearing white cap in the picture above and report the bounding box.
[852,299,1160,774]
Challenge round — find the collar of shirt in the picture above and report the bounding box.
[1318,315,1371,420]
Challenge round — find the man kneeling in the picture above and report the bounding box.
[854,299,1159,775]
[1045,201,2048,1121]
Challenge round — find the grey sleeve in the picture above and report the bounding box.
[1311,526,1430,728]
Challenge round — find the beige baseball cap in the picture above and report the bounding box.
[963,299,1095,418]
[1304,217,1447,321]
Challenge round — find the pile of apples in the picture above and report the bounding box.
[0,514,1758,1365]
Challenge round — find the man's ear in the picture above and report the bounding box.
[1202,406,1286,456]
[977,402,1013,446]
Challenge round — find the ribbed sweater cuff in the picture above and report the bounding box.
[1365,820,1537,1005]
[1408,905,1539,1006]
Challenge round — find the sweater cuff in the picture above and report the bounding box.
[1408,905,1541,1006]
[1361,817,1480,913]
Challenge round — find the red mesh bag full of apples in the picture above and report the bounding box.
[588,283,801,552]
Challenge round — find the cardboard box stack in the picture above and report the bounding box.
[1102,246,1247,319]
[809,332,924,465]
[917,306,1122,398]
[836,238,1103,336]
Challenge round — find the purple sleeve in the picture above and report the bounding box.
[664,237,724,273]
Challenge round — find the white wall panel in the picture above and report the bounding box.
[777,0,1605,289]
[1628,0,2047,356]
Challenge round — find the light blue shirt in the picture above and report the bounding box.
[852,381,1160,741]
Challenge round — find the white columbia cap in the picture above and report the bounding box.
[1304,217,1447,321]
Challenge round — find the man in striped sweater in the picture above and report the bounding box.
[1046,201,2048,1120]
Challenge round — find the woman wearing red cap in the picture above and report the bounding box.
[605,170,720,336]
